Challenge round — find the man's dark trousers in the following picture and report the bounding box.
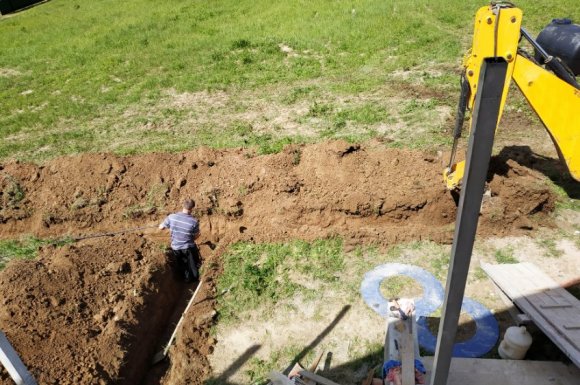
[173,245,200,282]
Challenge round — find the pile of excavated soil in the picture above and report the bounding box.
[0,235,178,384]
[0,141,556,384]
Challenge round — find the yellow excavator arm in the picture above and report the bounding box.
[444,4,580,190]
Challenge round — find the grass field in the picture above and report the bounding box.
[1,0,579,161]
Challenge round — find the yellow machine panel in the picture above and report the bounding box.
[444,4,580,189]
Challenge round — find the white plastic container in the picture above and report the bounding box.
[498,326,533,359]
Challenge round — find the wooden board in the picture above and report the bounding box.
[423,357,580,385]
[399,319,415,385]
[0,331,37,385]
[298,370,343,385]
[482,262,580,367]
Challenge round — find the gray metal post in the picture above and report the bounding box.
[430,58,508,385]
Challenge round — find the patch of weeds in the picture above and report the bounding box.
[238,185,249,197]
[216,239,344,323]
[536,239,563,258]
[255,136,296,155]
[471,267,488,281]
[41,211,61,227]
[282,86,318,104]
[1,174,25,209]
[231,38,252,49]
[244,344,310,384]
[0,236,74,270]
[124,183,167,219]
[348,337,383,361]
[352,245,365,258]
[494,247,518,264]
[70,197,89,210]
[291,148,301,165]
[334,103,388,125]
[380,275,423,300]
[90,186,108,206]
[430,250,450,280]
[382,243,405,261]
[307,102,333,118]
[401,98,437,114]
[196,124,306,156]
[548,181,580,212]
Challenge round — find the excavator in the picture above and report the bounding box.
[430,3,579,385]
[443,2,580,190]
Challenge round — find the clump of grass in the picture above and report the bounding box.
[471,267,488,281]
[546,179,579,212]
[401,99,437,114]
[291,148,301,165]
[244,344,311,384]
[191,124,308,156]
[334,103,388,125]
[217,238,344,323]
[1,175,25,208]
[70,197,88,210]
[307,102,334,118]
[0,236,73,270]
[282,86,318,104]
[536,238,563,258]
[123,183,167,218]
[494,247,518,264]
[430,254,450,280]
[380,275,423,300]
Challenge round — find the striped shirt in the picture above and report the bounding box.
[161,213,199,250]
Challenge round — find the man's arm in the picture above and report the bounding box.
[159,216,170,230]
[192,221,201,241]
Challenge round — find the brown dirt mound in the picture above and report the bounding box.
[0,141,556,384]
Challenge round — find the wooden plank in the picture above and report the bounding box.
[0,331,37,385]
[539,304,572,309]
[399,319,415,385]
[482,263,579,358]
[515,264,580,347]
[298,370,343,385]
[423,357,580,385]
[490,279,531,324]
[521,263,579,303]
[482,262,580,367]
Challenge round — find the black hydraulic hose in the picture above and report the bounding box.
[447,73,471,170]
[520,27,580,89]
[72,225,158,241]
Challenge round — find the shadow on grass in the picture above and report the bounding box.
[203,305,352,385]
[202,301,579,385]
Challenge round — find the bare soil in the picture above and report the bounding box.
[0,141,557,384]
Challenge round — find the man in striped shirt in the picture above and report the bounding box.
[159,199,201,282]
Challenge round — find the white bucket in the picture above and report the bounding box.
[498,325,533,360]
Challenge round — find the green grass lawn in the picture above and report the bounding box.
[2,0,578,161]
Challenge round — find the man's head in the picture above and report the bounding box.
[182,198,195,213]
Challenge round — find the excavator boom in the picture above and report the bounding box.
[444,4,580,189]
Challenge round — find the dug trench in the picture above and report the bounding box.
[0,141,556,384]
